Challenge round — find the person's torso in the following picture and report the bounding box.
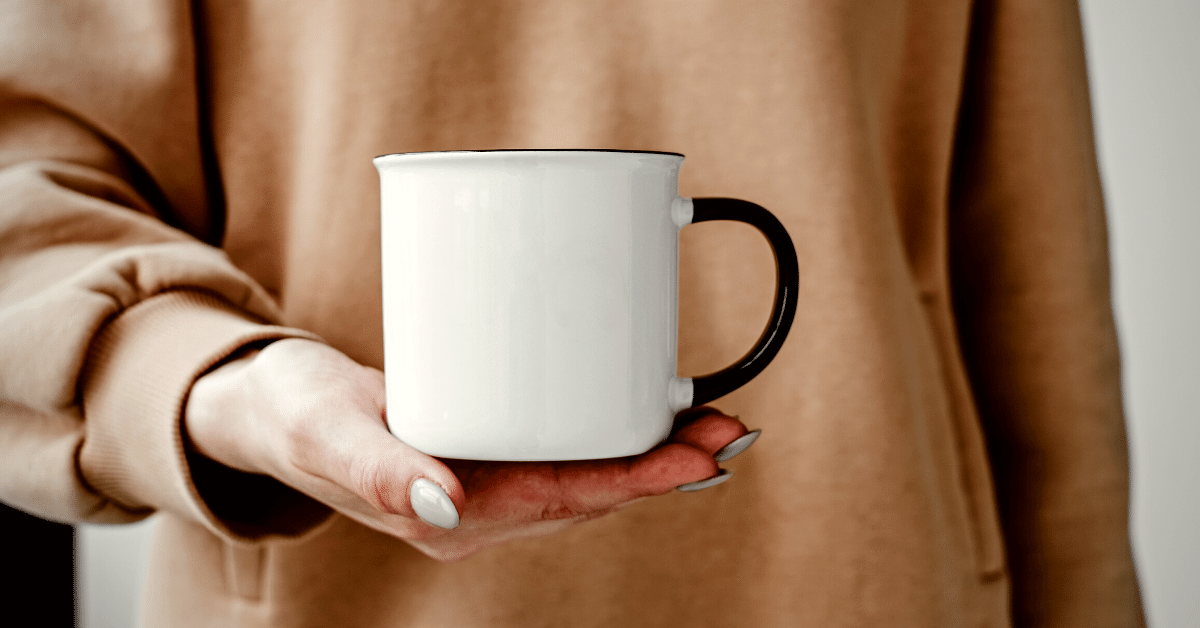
[154,1,1012,625]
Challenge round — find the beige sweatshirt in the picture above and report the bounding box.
[0,0,1143,626]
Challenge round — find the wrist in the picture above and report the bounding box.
[183,344,265,474]
[181,338,338,540]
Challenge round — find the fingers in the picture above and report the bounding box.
[669,408,750,456]
[539,440,726,517]
[399,409,759,560]
[627,442,722,494]
[541,409,753,512]
[672,410,762,462]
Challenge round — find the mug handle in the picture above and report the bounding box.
[683,197,799,406]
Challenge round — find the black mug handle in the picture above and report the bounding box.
[686,198,799,406]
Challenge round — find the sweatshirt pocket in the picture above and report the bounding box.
[949,398,1007,580]
[924,296,1007,579]
[223,542,266,600]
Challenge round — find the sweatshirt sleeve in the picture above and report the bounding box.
[949,1,1144,626]
[0,2,333,541]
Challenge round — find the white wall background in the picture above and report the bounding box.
[76,1,1200,626]
[1082,1,1200,625]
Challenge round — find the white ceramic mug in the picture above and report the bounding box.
[375,150,797,461]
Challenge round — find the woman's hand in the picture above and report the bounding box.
[184,338,754,561]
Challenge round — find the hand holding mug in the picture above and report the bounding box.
[184,338,755,561]
[185,149,792,561]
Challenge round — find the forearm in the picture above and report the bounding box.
[0,4,326,538]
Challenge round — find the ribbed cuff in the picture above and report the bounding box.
[79,290,334,542]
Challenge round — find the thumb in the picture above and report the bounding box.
[291,405,465,530]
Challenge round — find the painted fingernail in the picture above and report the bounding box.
[410,478,460,529]
[676,469,733,492]
[714,429,762,462]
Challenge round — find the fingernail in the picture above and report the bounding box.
[714,429,762,462]
[676,469,734,492]
[410,478,460,529]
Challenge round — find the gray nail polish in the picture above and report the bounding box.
[410,478,460,529]
[676,469,734,492]
[714,429,762,462]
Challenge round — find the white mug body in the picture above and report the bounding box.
[376,150,694,461]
